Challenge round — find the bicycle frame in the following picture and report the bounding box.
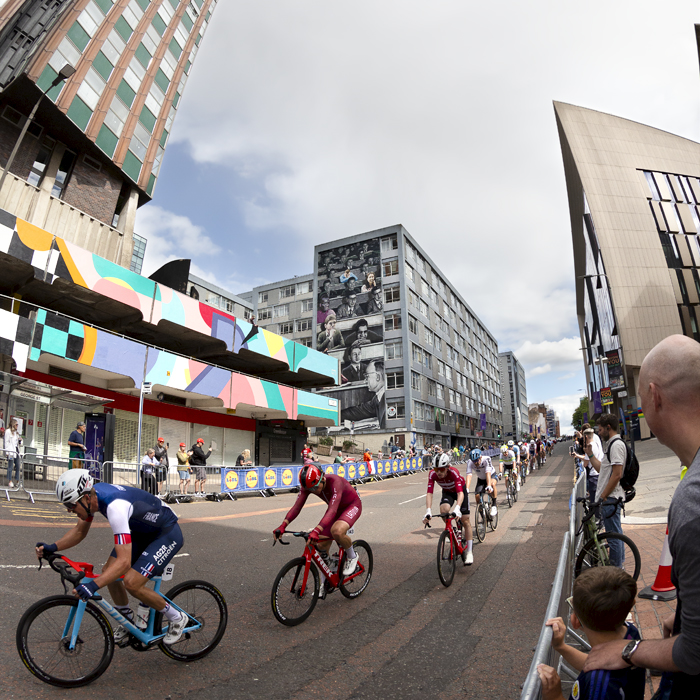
[440,514,466,555]
[576,498,622,566]
[52,559,201,651]
[285,535,366,596]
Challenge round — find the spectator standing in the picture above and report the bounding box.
[176,442,191,495]
[363,449,371,463]
[582,426,603,508]
[301,443,313,462]
[0,407,5,438]
[141,448,158,495]
[585,335,700,699]
[236,448,252,466]
[334,451,345,464]
[4,418,21,487]
[586,414,626,567]
[67,421,87,469]
[189,438,212,497]
[154,437,169,496]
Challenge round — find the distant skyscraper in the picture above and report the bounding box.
[498,351,527,439]
[0,0,216,266]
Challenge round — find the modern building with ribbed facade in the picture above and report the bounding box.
[0,0,215,270]
[555,102,700,438]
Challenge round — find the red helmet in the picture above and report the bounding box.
[196,438,204,444]
[157,437,164,443]
[299,464,323,490]
[179,442,186,448]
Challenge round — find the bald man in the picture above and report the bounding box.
[584,335,700,699]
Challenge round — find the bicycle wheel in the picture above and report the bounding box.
[16,595,114,688]
[271,557,319,626]
[513,479,519,502]
[489,504,499,531]
[437,530,456,587]
[339,540,373,599]
[505,480,513,507]
[158,580,228,661]
[475,504,487,542]
[574,533,642,580]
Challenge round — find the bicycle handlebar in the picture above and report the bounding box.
[39,552,86,586]
[273,531,309,546]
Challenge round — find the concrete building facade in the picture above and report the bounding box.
[498,350,527,440]
[555,102,700,437]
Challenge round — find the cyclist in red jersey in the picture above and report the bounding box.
[274,465,362,577]
[422,452,473,565]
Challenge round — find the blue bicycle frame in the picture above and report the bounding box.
[61,576,200,650]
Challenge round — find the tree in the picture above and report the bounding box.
[571,396,589,429]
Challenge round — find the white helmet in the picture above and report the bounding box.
[433,452,451,470]
[507,440,514,447]
[56,469,94,505]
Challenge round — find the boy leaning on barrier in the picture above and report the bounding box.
[537,567,644,700]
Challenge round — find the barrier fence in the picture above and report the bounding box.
[2,454,435,502]
[520,473,588,700]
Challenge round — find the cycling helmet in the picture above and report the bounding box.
[500,444,510,454]
[432,452,451,470]
[56,469,94,505]
[507,440,514,447]
[469,448,482,462]
[299,463,324,490]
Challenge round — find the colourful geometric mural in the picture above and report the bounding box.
[15,308,339,425]
[0,209,338,383]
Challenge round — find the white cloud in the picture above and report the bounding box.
[514,338,582,373]
[544,393,587,435]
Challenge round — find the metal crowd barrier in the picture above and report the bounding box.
[5,453,100,502]
[1,446,23,499]
[520,473,588,700]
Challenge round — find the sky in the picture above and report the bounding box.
[135,0,700,434]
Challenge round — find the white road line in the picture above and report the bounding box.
[399,494,425,505]
[0,564,45,569]
[174,553,190,557]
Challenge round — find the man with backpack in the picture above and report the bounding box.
[585,414,627,567]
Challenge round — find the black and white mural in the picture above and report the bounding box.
[316,239,386,431]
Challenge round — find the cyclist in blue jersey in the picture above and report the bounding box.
[35,469,187,645]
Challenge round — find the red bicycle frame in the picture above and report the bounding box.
[428,513,466,556]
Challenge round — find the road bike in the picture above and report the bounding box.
[271,531,373,626]
[16,552,228,687]
[520,460,527,484]
[504,469,518,507]
[424,512,469,587]
[574,497,641,580]
[474,485,498,542]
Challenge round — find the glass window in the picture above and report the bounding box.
[257,308,272,321]
[411,371,421,391]
[387,400,405,419]
[408,315,418,334]
[424,328,433,346]
[437,360,445,376]
[296,319,312,332]
[51,149,76,198]
[299,337,313,347]
[258,291,268,303]
[27,138,54,187]
[385,312,401,331]
[381,235,398,252]
[296,281,312,295]
[280,285,294,298]
[386,371,404,390]
[279,321,294,335]
[301,299,313,312]
[423,352,432,370]
[385,340,403,360]
[382,259,399,276]
[419,299,429,317]
[384,286,400,303]
[434,336,442,353]
[428,379,436,398]
[412,344,422,364]
[274,304,289,318]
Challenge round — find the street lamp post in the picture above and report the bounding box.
[0,64,76,194]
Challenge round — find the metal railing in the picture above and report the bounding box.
[520,473,588,699]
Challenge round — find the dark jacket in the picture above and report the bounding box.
[154,444,169,465]
[189,444,212,466]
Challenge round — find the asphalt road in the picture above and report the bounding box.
[0,445,573,700]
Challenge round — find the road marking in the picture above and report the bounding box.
[174,553,189,557]
[399,495,425,505]
[0,564,47,569]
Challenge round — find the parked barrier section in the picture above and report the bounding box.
[520,473,588,700]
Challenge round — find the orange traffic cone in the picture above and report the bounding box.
[639,527,676,601]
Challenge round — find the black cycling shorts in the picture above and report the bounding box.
[440,488,470,514]
[474,478,493,496]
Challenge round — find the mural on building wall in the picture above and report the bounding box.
[0,209,338,384]
[316,239,386,431]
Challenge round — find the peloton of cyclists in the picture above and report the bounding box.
[466,448,498,518]
[274,464,362,596]
[505,441,521,492]
[35,469,187,646]
[422,452,474,565]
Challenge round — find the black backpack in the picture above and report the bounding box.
[605,436,639,492]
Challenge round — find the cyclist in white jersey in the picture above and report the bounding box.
[502,443,520,491]
[465,449,498,517]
